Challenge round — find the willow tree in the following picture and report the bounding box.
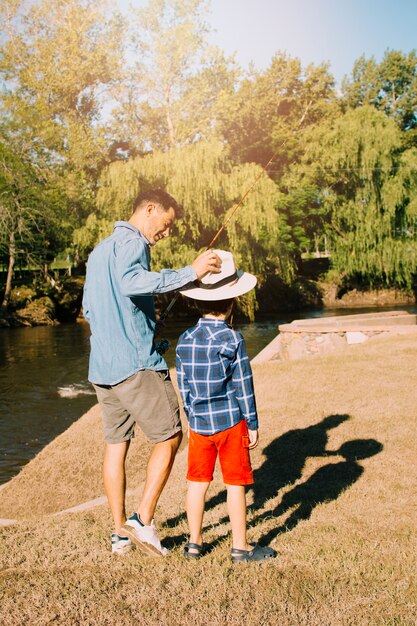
[286,106,417,288]
[75,140,289,317]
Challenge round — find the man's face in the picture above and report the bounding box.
[145,205,176,246]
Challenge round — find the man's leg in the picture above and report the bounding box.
[119,371,183,555]
[103,440,130,535]
[121,432,182,556]
[137,431,182,525]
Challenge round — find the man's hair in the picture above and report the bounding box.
[132,188,183,218]
[195,297,235,316]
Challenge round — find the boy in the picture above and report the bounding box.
[176,250,277,563]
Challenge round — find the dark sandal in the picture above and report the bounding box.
[183,542,208,559]
[231,542,277,563]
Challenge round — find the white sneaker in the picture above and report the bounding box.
[121,513,168,557]
[111,533,135,555]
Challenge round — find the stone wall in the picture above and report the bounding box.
[252,311,417,363]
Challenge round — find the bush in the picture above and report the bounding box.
[9,285,36,309]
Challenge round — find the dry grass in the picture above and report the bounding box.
[1,334,416,625]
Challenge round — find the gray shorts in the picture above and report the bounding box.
[93,370,182,444]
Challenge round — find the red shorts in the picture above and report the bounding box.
[187,420,254,486]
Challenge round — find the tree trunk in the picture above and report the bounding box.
[1,231,16,313]
[165,90,176,149]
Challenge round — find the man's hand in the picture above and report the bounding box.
[191,249,222,280]
[248,429,259,449]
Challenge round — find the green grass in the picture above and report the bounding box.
[0,334,416,625]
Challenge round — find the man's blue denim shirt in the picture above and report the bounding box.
[83,221,196,385]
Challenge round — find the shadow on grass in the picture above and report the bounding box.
[163,414,383,549]
[254,436,383,545]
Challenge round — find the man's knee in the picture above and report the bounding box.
[154,430,182,457]
[104,440,130,463]
[166,430,183,453]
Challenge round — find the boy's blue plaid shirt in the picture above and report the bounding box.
[175,318,258,435]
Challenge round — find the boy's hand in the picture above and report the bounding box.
[248,429,259,449]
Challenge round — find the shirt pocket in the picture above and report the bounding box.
[241,433,252,469]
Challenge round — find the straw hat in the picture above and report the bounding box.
[180,250,257,301]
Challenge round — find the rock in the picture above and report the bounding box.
[286,336,308,360]
[315,333,346,354]
[346,331,368,345]
[15,296,57,326]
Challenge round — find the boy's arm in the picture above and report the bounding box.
[231,338,259,432]
[175,352,191,419]
[248,429,259,449]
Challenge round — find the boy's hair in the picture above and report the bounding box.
[133,188,183,218]
[195,298,234,316]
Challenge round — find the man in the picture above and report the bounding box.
[82,188,221,556]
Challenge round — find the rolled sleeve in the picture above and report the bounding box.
[115,237,196,297]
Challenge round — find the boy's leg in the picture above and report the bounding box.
[186,480,210,553]
[185,428,217,554]
[226,484,252,551]
[216,421,254,551]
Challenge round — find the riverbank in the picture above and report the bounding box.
[0,334,416,625]
[1,266,415,328]
[0,276,85,327]
[0,318,281,485]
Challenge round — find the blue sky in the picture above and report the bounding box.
[208,0,417,84]
[120,0,417,85]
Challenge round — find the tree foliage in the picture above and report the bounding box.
[216,52,336,172]
[0,0,126,306]
[77,139,286,270]
[1,0,125,170]
[1,0,417,312]
[343,50,417,137]
[74,139,291,317]
[285,107,417,287]
[110,0,236,154]
[0,130,70,308]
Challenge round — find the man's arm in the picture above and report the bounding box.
[116,239,221,297]
[230,338,259,432]
[116,238,196,297]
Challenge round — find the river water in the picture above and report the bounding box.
[1,306,415,485]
